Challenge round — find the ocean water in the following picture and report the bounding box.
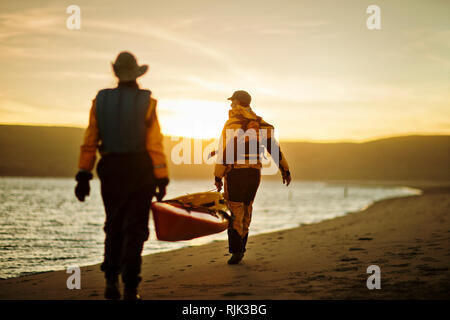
[0,177,420,279]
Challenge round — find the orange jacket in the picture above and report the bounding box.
[214,105,290,179]
[78,97,168,179]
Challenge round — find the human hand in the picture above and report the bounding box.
[75,170,93,202]
[282,170,291,187]
[215,177,223,192]
[155,177,169,201]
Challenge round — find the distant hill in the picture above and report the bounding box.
[0,125,449,181]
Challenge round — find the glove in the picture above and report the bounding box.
[215,176,223,192]
[155,177,169,202]
[75,170,93,202]
[282,170,291,187]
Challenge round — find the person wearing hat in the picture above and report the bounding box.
[214,90,291,264]
[74,51,169,300]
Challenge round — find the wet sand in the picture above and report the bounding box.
[1,185,449,299]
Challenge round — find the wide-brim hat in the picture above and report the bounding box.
[112,51,148,81]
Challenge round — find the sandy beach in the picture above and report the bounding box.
[1,185,449,300]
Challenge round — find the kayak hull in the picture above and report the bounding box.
[151,202,229,241]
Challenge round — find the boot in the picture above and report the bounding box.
[123,286,142,300]
[243,233,249,253]
[227,252,244,265]
[104,277,121,300]
[227,228,245,264]
[227,229,244,253]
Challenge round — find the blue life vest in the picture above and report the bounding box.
[96,87,151,153]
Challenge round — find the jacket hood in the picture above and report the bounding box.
[228,105,258,121]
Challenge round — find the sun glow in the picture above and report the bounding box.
[157,99,230,139]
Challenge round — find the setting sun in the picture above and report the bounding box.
[157,99,229,139]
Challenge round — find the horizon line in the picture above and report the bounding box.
[0,122,449,144]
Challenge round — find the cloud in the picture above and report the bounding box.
[400,29,450,68]
[425,53,450,68]
[221,19,329,35]
[84,20,241,74]
[0,7,64,39]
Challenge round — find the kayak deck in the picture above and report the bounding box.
[151,192,230,241]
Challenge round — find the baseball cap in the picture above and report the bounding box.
[227,90,251,107]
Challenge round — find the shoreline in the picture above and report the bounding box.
[0,181,420,280]
[0,184,449,299]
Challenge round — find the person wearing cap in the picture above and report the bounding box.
[74,51,169,300]
[214,90,291,264]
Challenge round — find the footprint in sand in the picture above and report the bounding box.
[426,243,439,247]
[388,263,410,267]
[340,257,358,262]
[293,285,314,295]
[253,265,268,272]
[431,233,442,238]
[421,257,439,262]
[416,265,449,275]
[372,258,388,264]
[307,274,327,281]
[400,250,422,257]
[222,291,253,297]
[390,269,409,274]
[334,266,358,272]
[392,279,427,289]
[399,255,415,260]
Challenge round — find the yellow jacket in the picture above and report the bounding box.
[78,97,168,179]
[214,105,289,179]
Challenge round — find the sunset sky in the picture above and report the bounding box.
[0,0,449,141]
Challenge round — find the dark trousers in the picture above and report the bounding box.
[96,153,155,288]
[226,168,261,205]
[225,168,261,253]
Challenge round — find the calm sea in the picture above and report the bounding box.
[0,177,420,279]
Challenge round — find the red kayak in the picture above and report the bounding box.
[151,192,230,241]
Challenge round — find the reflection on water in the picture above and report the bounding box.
[0,177,420,278]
